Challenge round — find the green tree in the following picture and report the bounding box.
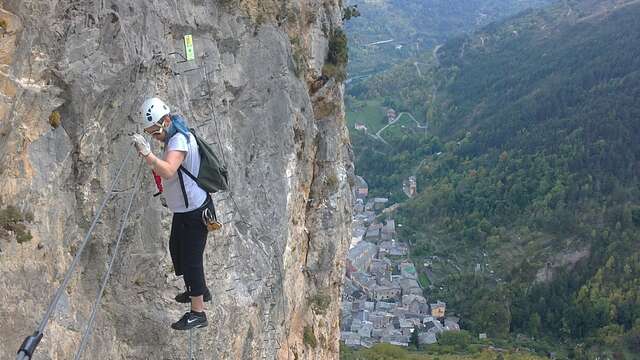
[528,313,542,337]
[410,326,420,350]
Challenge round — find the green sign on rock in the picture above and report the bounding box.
[184,34,194,61]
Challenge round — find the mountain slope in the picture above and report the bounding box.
[345,0,552,78]
[0,1,351,359]
[350,0,640,355]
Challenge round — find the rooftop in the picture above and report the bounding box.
[348,241,377,260]
[355,175,368,189]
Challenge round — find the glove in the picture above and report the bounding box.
[131,134,151,156]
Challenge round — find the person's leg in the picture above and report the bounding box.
[171,210,209,331]
[191,295,204,312]
[169,213,183,276]
[180,210,208,312]
[171,211,208,330]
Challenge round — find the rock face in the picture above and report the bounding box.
[0,1,352,359]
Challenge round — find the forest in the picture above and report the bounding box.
[344,0,552,78]
[347,1,640,357]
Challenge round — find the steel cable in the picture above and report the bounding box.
[199,54,290,359]
[17,146,135,360]
[74,160,144,360]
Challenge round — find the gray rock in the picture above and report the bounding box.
[0,1,350,359]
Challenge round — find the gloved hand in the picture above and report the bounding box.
[131,134,151,156]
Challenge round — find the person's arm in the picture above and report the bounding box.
[145,150,186,179]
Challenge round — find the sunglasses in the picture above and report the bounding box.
[144,120,165,136]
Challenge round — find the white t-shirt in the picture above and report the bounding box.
[163,132,208,213]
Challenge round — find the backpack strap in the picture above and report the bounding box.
[178,166,207,208]
[179,165,198,183]
[176,131,206,208]
[177,170,189,208]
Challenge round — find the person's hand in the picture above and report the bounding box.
[131,134,151,156]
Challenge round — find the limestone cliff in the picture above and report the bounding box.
[0,1,352,359]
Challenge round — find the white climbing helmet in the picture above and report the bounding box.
[139,97,170,128]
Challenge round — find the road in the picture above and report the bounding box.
[413,61,423,78]
[368,132,389,145]
[366,39,394,46]
[375,112,428,140]
[432,44,443,66]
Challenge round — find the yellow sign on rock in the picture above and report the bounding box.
[184,34,195,61]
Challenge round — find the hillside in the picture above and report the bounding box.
[348,0,640,356]
[344,0,552,78]
[341,341,548,360]
[0,1,351,359]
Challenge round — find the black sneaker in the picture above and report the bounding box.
[171,311,208,331]
[175,288,212,303]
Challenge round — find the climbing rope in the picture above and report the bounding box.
[74,161,144,360]
[16,146,136,360]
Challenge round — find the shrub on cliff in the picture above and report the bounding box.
[323,29,348,82]
[0,205,33,243]
[303,326,317,348]
[48,111,61,128]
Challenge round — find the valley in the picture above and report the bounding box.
[342,0,640,358]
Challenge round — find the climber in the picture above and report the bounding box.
[131,97,212,331]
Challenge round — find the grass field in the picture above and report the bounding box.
[346,98,388,133]
[341,343,548,360]
[380,114,426,140]
[418,272,430,288]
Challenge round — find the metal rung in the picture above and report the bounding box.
[190,97,212,102]
[181,67,202,74]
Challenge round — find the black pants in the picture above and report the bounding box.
[169,198,209,297]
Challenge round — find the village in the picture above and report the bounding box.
[340,175,460,348]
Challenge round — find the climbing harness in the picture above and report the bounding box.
[202,207,222,231]
[16,147,138,360]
